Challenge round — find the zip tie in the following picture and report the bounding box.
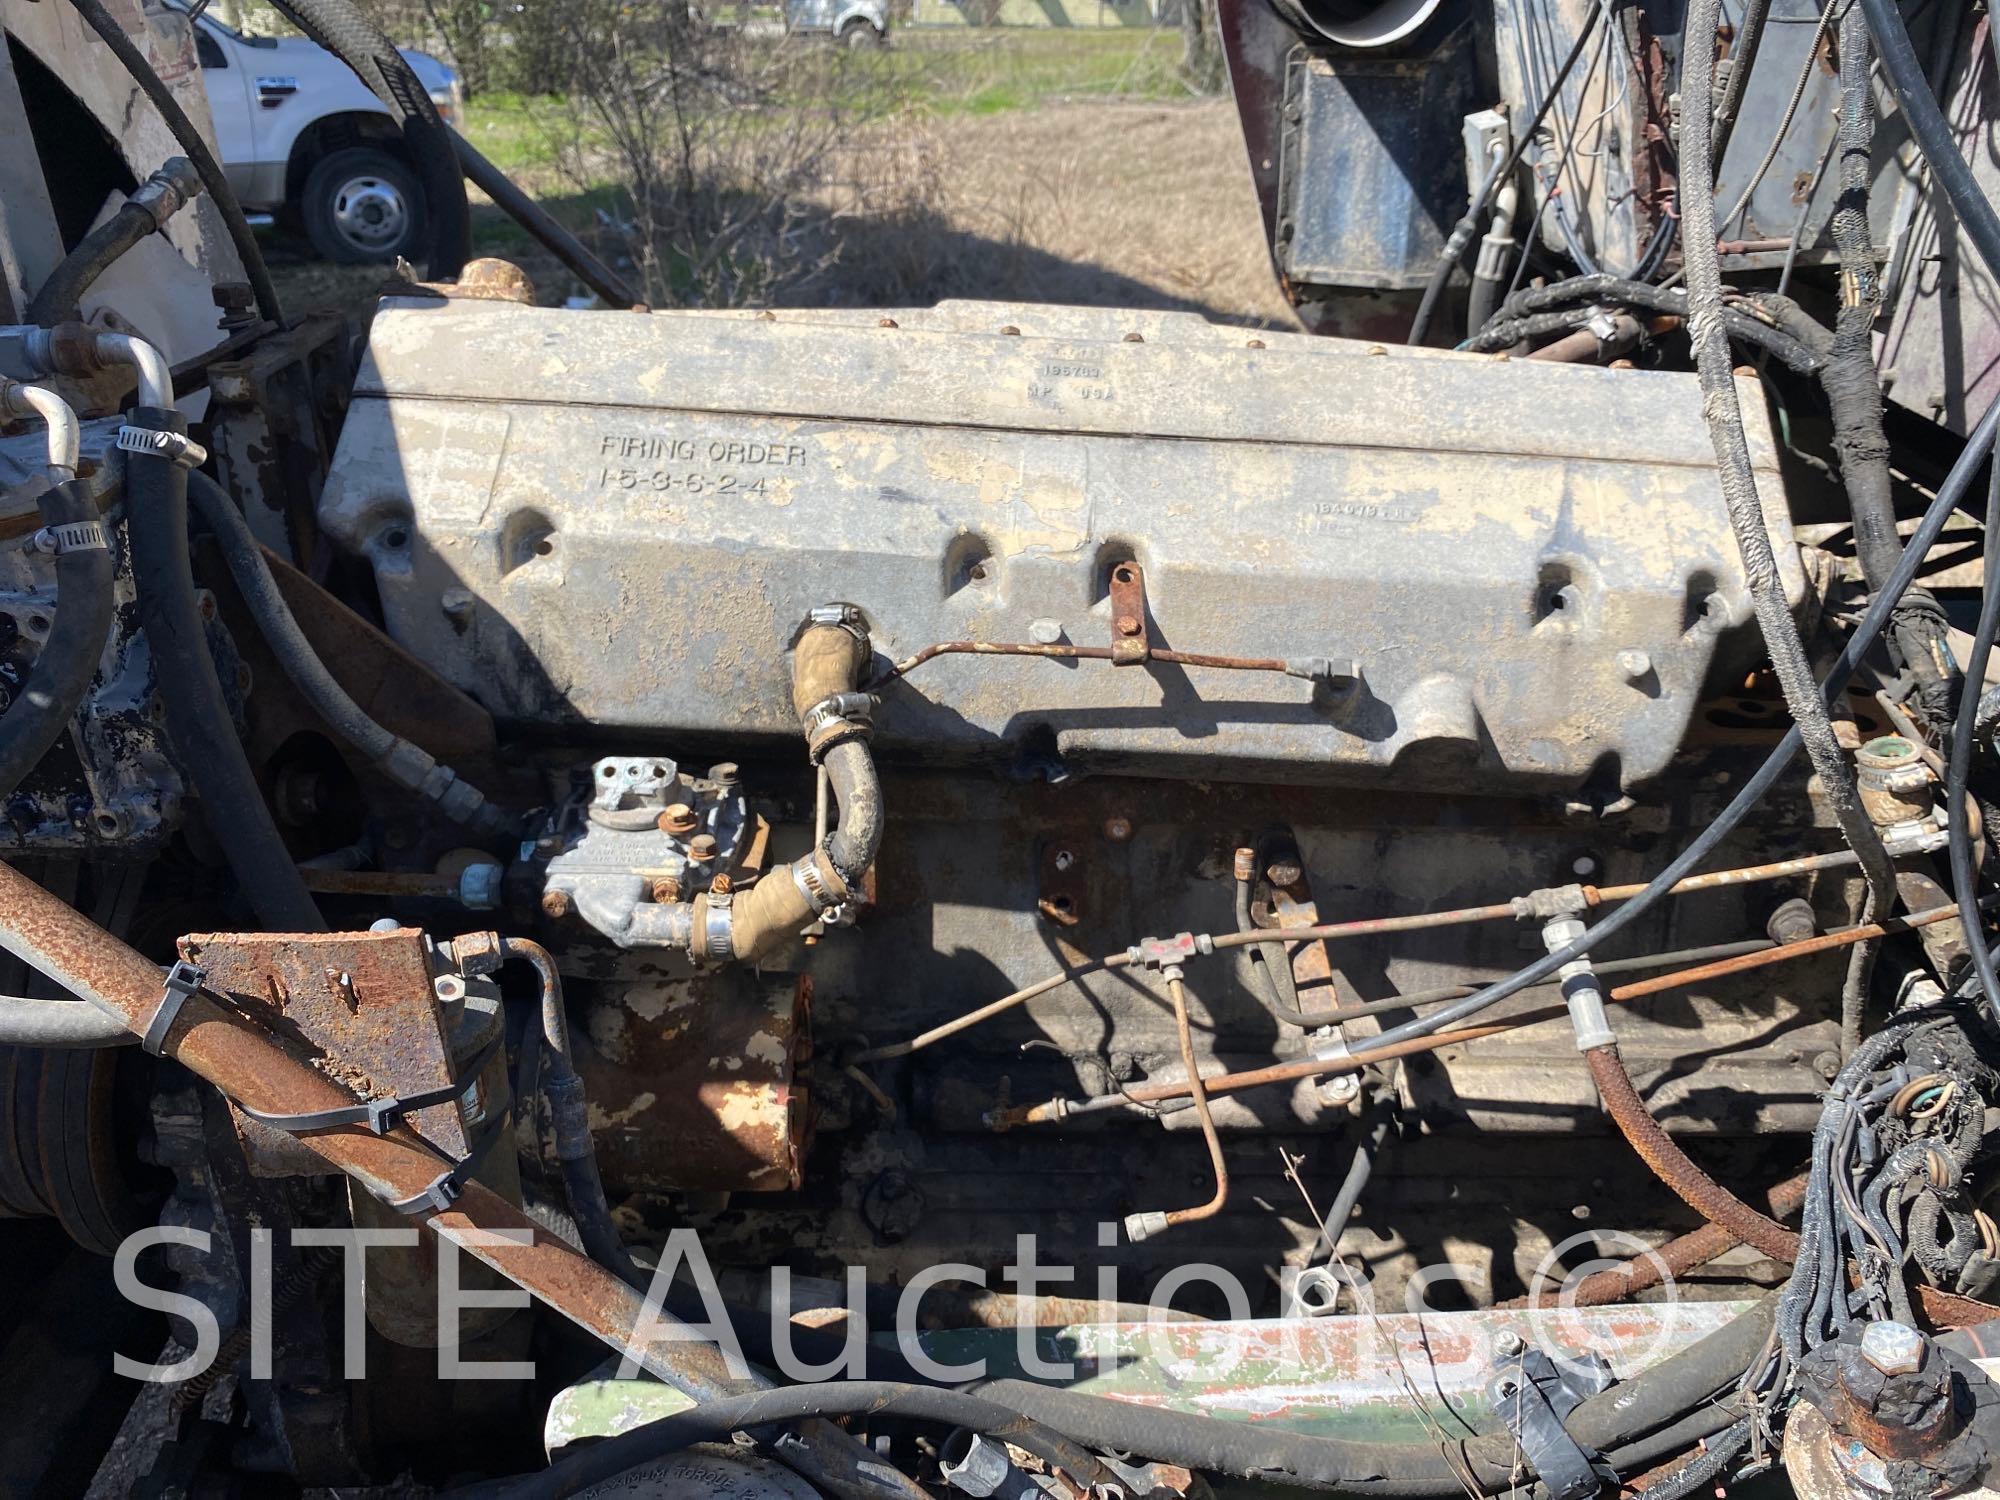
[378,1110,509,1216]
[115,426,207,469]
[233,1035,501,1137]
[142,960,207,1055]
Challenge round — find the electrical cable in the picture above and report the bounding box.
[1406,0,1606,345]
[59,0,282,325]
[1949,459,2000,1020]
[1407,150,1511,347]
[1719,0,1839,234]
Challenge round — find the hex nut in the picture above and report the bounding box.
[1859,1320,1926,1377]
[658,803,699,836]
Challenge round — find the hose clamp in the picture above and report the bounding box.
[800,691,876,761]
[31,521,107,555]
[793,854,839,913]
[699,892,734,963]
[142,960,208,1056]
[115,426,207,469]
[807,603,870,648]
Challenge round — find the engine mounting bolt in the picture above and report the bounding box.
[1114,613,1142,637]
[1859,1321,1926,1377]
[1618,649,1652,683]
[1103,816,1134,842]
[689,833,720,863]
[652,876,682,904]
[1267,856,1304,888]
[540,889,572,920]
[1029,618,1064,645]
[659,803,699,836]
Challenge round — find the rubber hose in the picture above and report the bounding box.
[1630,1418,1753,1500]
[186,471,515,837]
[59,0,281,324]
[1679,0,1900,927]
[450,130,639,307]
[267,0,470,276]
[1406,152,1510,347]
[1235,873,1336,1027]
[29,204,162,326]
[820,738,881,888]
[0,995,134,1047]
[126,411,322,931]
[0,479,113,800]
[501,939,641,1288]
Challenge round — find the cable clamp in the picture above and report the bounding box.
[142,959,207,1056]
[31,521,107,555]
[1491,1347,1617,1500]
[115,426,207,469]
[234,1036,501,1137]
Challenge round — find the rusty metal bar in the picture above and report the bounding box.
[868,639,1291,691]
[0,859,921,1500]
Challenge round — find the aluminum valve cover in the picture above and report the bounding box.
[319,299,1802,790]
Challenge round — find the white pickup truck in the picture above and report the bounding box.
[169,1,462,262]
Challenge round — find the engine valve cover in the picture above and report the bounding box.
[320,300,1801,790]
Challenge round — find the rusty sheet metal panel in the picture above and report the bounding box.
[320,299,1802,792]
[572,967,810,1194]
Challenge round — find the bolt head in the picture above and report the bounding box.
[1266,857,1304,888]
[1617,649,1652,682]
[688,833,720,862]
[1859,1320,1926,1377]
[540,888,572,920]
[1103,816,1134,842]
[658,803,699,836]
[1114,613,1142,637]
[1028,618,1064,645]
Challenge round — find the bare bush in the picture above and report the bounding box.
[535,4,888,307]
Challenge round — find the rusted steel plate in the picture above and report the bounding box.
[180,928,468,1158]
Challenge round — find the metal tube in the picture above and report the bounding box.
[0,860,920,1500]
[93,331,171,408]
[0,382,80,480]
[1124,974,1228,1242]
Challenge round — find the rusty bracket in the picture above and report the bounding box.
[1107,560,1153,665]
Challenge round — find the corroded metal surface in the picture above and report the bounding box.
[322,298,1803,792]
[572,967,810,1194]
[181,928,470,1158]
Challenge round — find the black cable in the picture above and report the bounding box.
[1858,0,2000,283]
[267,0,471,277]
[60,0,282,324]
[1407,151,1512,347]
[0,479,114,800]
[1634,1418,1754,1500]
[1949,459,2000,1020]
[127,411,323,931]
[1407,0,1605,347]
[1360,390,2000,1058]
[186,471,516,838]
[24,160,203,326]
[450,130,640,307]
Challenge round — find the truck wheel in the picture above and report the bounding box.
[840,18,884,46]
[299,147,427,264]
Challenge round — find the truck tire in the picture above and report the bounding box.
[299,146,428,264]
[840,17,885,46]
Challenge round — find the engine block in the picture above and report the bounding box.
[320,299,1804,790]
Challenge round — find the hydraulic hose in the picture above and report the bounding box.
[501,938,641,1288]
[1950,461,2000,1022]
[1406,150,1510,347]
[1465,276,1826,373]
[518,1295,1775,1498]
[450,130,640,307]
[126,409,323,931]
[59,0,281,325]
[1825,7,1952,715]
[268,0,470,277]
[1709,0,1772,166]
[1233,857,1337,1027]
[24,158,204,325]
[185,471,517,839]
[0,995,134,1047]
[0,476,113,801]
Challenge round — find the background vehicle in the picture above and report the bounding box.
[784,0,889,47]
[174,1,461,261]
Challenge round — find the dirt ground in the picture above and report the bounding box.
[265,99,1299,331]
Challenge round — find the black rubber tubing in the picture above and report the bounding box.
[518,1296,1774,1498]
[267,0,470,278]
[28,199,174,326]
[185,470,514,836]
[0,480,114,801]
[450,130,640,307]
[126,413,323,931]
[60,0,282,325]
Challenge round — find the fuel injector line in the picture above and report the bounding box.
[185,470,519,840]
[1122,971,1228,1242]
